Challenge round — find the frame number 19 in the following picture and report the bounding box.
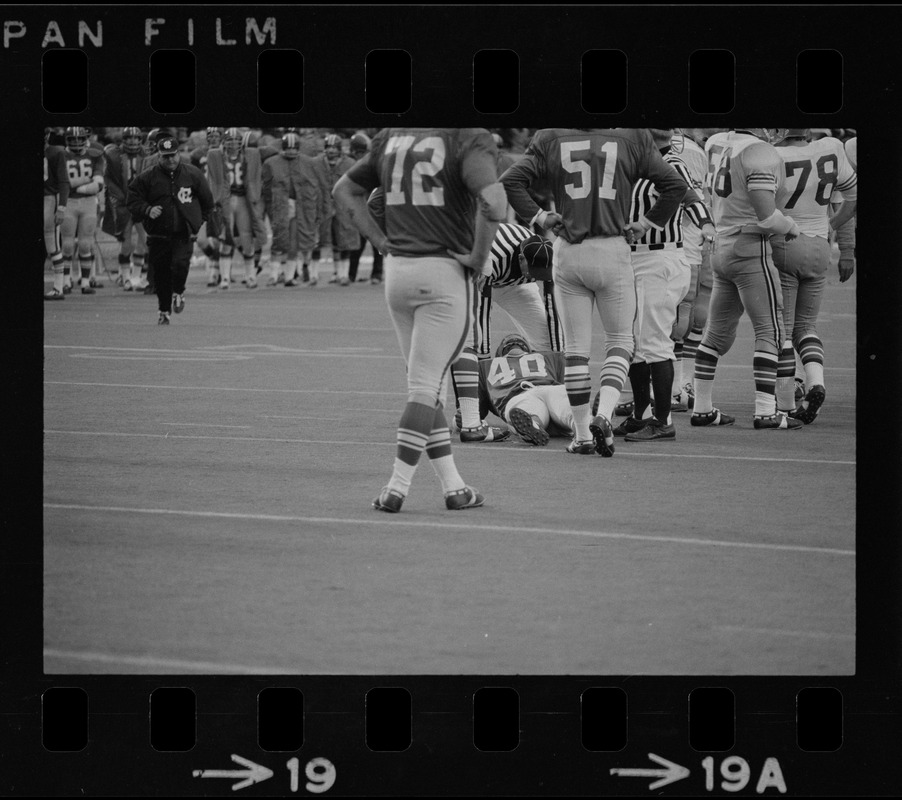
[286,758,336,794]
[702,756,787,794]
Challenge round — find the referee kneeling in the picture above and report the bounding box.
[127,136,215,324]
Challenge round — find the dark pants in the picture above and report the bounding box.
[348,238,383,281]
[148,235,192,313]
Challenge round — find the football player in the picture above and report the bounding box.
[103,127,149,290]
[449,227,564,442]
[772,128,857,424]
[43,128,71,300]
[346,133,385,284]
[261,131,328,287]
[59,126,105,295]
[479,334,574,447]
[333,127,507,513]
[205,128,266,289]
[501,128,688,456]
[189,128,225,285]
[310,134,361,286]
[695,128,802,430]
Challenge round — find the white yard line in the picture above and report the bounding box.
[43,503,855,557]
[42,648,298,675]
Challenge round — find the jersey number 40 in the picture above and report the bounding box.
[385,136,446,207]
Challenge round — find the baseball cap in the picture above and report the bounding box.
[158,137,179,156]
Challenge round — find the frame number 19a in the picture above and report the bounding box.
[702,756,787,794]
[286,758,336,794]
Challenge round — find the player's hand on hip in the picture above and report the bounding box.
[622,221,646,244]
[447,249,477,269]
[147,205,163,220]
[700,223,717,254]
[542,212,564,237]
[838,257,855,283]
[54,208,65,225]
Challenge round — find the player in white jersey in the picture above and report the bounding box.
[835,136,857,283]
[695,128,803,430]
[771,130,857,423]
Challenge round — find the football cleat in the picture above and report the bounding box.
[613,400,634,417]
[43,288,65,301]
[625,418,676,441]
[794,377,806,403]
[589,414,615,457]
[690,408,735,426]
[460,423,511,443]
[157,311,170,325]
[62,284,72,294]
[788,385,826,425]
[172,293,185,314]
[246,276,258,289]
[444,486,485,510]
[613,416,649,437]
[754,412,803,430]
[80,285,95,295]
[89,277,103,288]
[508,408,549,446]
[373,486,405,513]
[566,439,596,455]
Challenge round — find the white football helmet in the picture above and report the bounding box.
[65,126,91,155]
[223,127,243,158]
[737,128,787,144]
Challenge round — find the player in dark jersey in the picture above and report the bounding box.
[501,128,687,456]
[333,128,508,513]
[479,334,574,446]
[43,128,71,299]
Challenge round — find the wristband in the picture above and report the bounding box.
[530,210,548,228]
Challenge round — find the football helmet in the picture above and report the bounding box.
[281,132,301,159]
[241,130,256,149]
[496,333,531,358]
[65,126,91,155]
[206,127,224,148]
[780,128,810,141]
[324,133,342,160]
[223,127,243,158]
[349,132,370,157]
[121,126,144,154]
[144,128,162,156]
[736,128,787,144]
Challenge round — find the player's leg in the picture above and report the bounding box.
[376,256,480,509]
[148,237,173,322]
[452,287,487,431]
[772,237,801,413]
[44,195,66,297]
[733,234,799,429]
[789,235,831,424]
[671,257,697,408]
[59,203,79,293]
[170,236,192,315]
[691,239,740,426]
[494,282,555,350]
[219,198,237,289]
[235,200,257,288]
[370,241,384,285]
[76,204,98,294]
[589,237,636,454]
[553,239,600,450]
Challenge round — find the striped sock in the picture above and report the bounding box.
[798,335,825,388]
[775,343,797,412]
[387,401,435,495]
[693,343,719,414]
[565,355,592,441]
[596,348,631,420]
[426,406,465,493]
[753,350,779,417]
[451,349,481,428]
[79,253,93,286]
[672,342,684,396]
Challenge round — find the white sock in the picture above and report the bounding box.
[387,458,417,496]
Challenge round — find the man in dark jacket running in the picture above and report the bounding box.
[127,136,215,324]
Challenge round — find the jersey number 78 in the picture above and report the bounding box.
[385,136,446,207]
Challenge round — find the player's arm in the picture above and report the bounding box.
[125,171,152,222]
[834,212,857,282]
[828,146,858,231]
[500,142,547,226]
[743,144,800,239]
[75,154,105,196]
[332,172,390,256]
[195,169,216,226]
[453,139,507,272]
[102,149,125,200]
[640,145,689,231]
[54,153,70,207]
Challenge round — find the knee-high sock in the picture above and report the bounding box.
[565,355,592,441]
[426,405,466,493]
[451,349,481,428]
[775,342,797,412]
[628,362,652,419]
[693,343,719,415]
[797,334,825,388]
[387,400,435,496]
[753,350,779,417]
[595,347,631,421]
[650,360,675,424]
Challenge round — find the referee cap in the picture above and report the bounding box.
[520,234,554,281]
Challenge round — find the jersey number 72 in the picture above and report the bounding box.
[385,136,446,207]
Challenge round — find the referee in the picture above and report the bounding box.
[450,221,565,441]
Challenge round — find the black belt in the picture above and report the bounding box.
[631,242,683,251]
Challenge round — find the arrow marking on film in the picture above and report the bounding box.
[610,752,690,790]
[192,754,273,791]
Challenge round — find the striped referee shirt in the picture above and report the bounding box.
[628,151,713,251]
[486,222,537,287]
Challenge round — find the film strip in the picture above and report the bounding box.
[5,3,902,796]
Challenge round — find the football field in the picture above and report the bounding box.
[43,246,856,676]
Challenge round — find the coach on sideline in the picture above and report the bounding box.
[127,136,215,325]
